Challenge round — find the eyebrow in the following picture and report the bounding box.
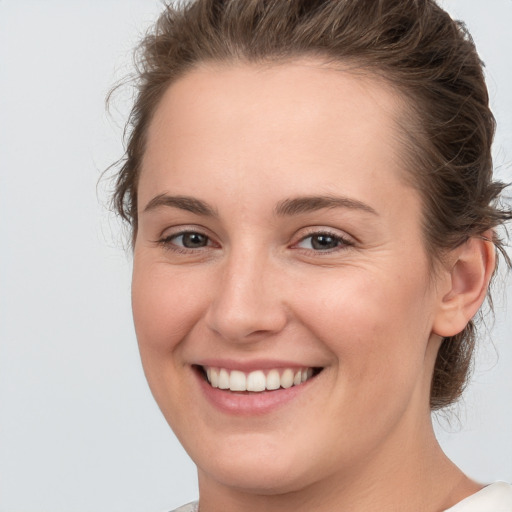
[274,195,378,217]
[143,194,218,217]
[142,193,378,218]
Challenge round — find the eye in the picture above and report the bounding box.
[173,232,209,249]
[158,230,214,251]
[295,232,351,251]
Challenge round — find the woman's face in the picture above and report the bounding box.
[132,61,448,494]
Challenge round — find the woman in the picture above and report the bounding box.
[112,0,512,510]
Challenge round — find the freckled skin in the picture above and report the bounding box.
[132,61,484,511]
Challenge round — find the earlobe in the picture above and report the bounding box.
[432,231,496,338]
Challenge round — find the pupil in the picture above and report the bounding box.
[312,234,337,250]
[183,233,207,248]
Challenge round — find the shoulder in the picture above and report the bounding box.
[169,501,199,512]
[445,482,512,511]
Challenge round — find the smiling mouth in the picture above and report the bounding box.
[196,366,323,393]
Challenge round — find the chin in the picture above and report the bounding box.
[181,429,315,494]
[198,454,314,496]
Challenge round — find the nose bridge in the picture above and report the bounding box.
[205,244,286,342]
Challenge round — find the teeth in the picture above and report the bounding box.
[218,368,229,389]
[229,370,246,391]
[281,369,294,389]
[266,369,280,390]
[204,366,317,392]
[246,370,266,392]
[210,368,219,388]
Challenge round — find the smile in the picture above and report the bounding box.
[201,366,319,393]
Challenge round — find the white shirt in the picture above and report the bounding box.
[444,482,512,511]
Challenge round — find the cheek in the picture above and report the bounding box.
[131,258,207,353]
[293,266,433,384]
[294,271,435,455]
[130,257,212,426]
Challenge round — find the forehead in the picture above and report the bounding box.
[140,60,410,210]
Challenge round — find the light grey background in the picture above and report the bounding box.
[0,1,510,511]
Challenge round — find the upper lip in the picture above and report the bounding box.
[193,358,323,372]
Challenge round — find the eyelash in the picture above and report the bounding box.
[156,228,353,255]
[294,230,354,253]
[157,230,215,254]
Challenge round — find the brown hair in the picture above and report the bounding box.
[112,0,511,409]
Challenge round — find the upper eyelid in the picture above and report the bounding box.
[158,224,213,239]
[293,226,355,243]
[154,227,217,250]
[294,233,352,249]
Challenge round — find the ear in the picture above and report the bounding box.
[432,231,496,338]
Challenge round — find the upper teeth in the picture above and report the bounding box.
[205,367,314,392]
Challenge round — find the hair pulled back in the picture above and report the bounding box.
[112,0,511,409]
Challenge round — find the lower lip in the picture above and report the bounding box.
[195,370,314,416]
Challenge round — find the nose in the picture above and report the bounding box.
[204,250,288,343]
